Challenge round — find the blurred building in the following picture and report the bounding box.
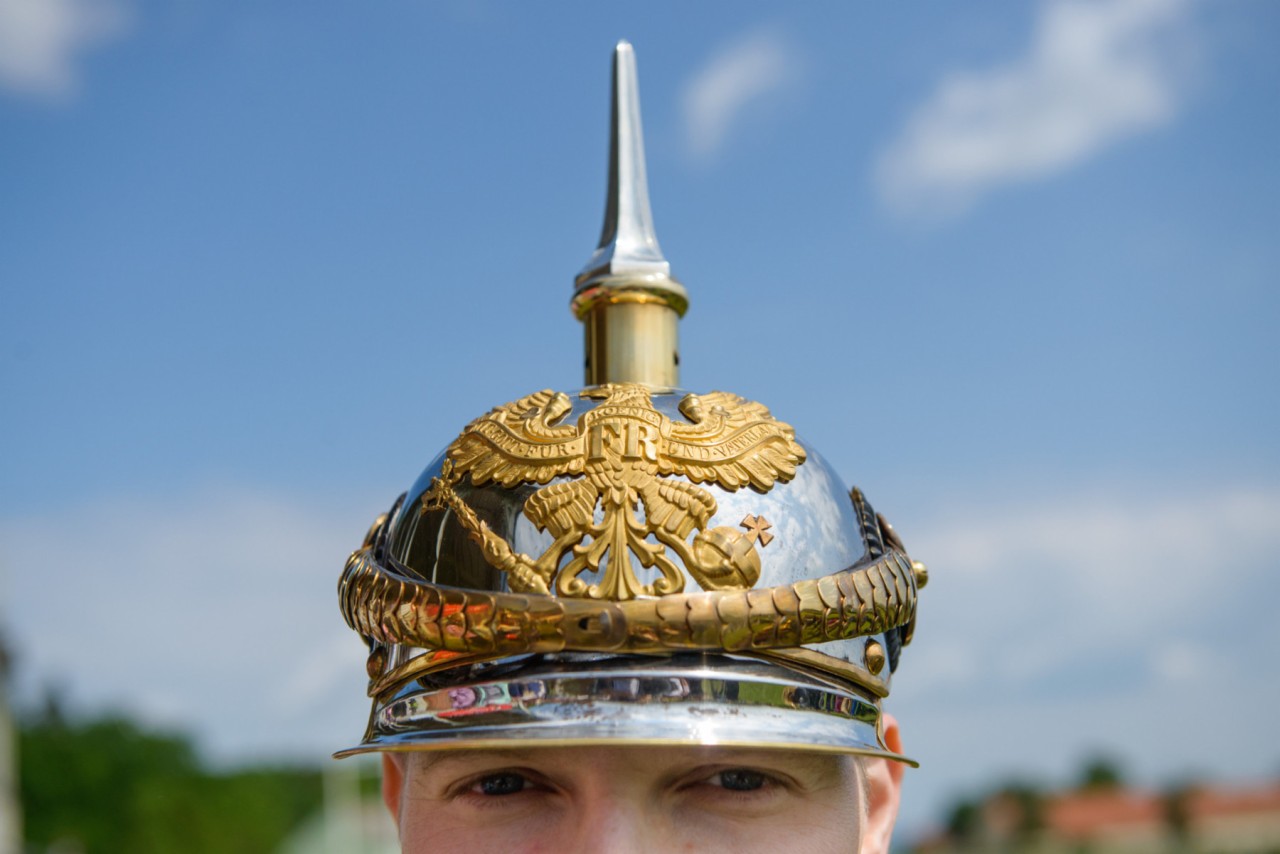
[913,780,1280,853]
[275,760,397,854]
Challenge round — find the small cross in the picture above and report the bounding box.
[740,514,774,547]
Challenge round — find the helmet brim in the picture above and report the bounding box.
[334,657,917,767]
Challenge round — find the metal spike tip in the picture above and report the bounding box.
[574,41,687,313]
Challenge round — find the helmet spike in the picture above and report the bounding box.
[580,40,670,288]
[574,40,688,389]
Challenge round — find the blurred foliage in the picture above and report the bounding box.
[19,700,323,854]
[944,799,981,842]
[1163,781,1197,848]
[1076,755,1125,790]
[999,783,1045,842]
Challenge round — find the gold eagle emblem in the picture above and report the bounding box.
[422,383,806,600]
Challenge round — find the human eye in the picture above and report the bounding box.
[688,766,791,805]
[469,771,531,797]
[713,769,768,792]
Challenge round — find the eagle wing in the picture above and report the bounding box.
[640,479,717,540]
[662,391,806,492]
[524,479,598,538]
[447,389,584,487]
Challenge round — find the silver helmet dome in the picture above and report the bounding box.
[337,41,927,764]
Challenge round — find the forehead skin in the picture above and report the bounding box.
[385,745,865,854]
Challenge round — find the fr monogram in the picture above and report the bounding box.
[587,420,659,462]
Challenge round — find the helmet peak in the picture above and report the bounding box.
[573,41,688,389]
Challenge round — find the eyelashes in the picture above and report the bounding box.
[474,771,528,796]
[711,769,769,792]
[446,764,796,807]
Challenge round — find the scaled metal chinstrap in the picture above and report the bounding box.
[337,40,928,763]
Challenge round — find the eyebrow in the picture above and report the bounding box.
[409,748,545,774]
[706,749,848,782]
[407,746,847,779]
[403,748,555,797]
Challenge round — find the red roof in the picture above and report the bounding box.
[1046,790,1164,837]
[1188,783,1280,820]
[1043,782,1280,839]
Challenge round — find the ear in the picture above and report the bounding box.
[381,753,406,823]
[861,713,906,854]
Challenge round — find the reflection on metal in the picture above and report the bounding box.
[745,647,888,698]
[365,648,387,680]
[574,41,687,388]
[335,660,916,767]
[420,384,805,600]
[912,561,929,589]
[864,639,886,676]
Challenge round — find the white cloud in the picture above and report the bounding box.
[875,0,1196,218]
[0,0,130,97]
[903,483,1280,686]
[0,485,384,761]
[1151,639,1214,682]
[890,481,1280,834]
[681,29,801,159]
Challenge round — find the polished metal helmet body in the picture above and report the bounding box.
[337,41,926,764]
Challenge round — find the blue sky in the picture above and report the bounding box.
[2,0,1278,840]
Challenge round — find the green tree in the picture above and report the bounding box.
[19,705,323,854]
[997,782,1045,844]
[1077,756,1125,790]
[945,799,981,843]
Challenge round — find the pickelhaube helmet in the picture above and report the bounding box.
[337,41,927,764]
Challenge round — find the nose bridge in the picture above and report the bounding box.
[566,776,658,854]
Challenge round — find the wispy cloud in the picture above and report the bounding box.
[904,483,1280,692]
[875,0,1196,218]
[892,481,1280,827]
[0,485,381,760]
[0,0,130,98]
[681,29,801,159]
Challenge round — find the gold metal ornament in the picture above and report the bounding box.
[365,647,387,680]
[864,639,886,676]
[912,561,929,589]
[339,534,919,698]
[739,513,774,546]
[420,383,806,601]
